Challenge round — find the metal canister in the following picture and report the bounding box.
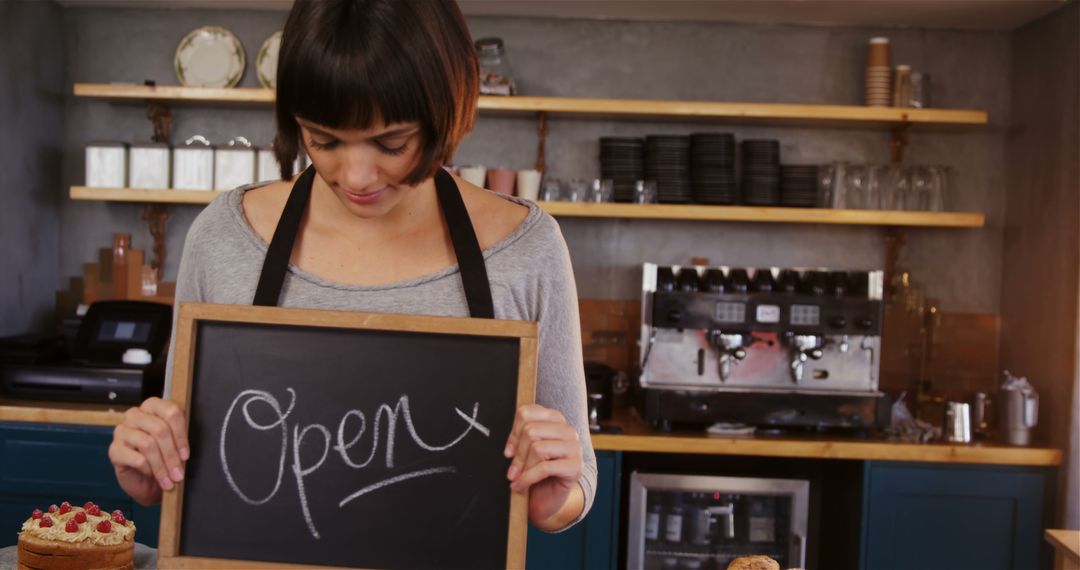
[943,402,972,443]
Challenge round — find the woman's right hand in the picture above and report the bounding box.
[108,397,190,506]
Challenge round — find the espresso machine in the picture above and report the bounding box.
[638,263,890,432]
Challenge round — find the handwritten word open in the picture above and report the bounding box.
[219,388,490,539]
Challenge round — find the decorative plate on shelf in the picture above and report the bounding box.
[256,31,282,89]
[174,26,245,88]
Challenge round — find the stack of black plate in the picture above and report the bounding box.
[645,135,692,203]
[599,137,644,203]
[690,133,737,204]
[741,139,781,205]
[780,165,820,207]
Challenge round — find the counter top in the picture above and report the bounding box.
[0,399,1062,467]
[0,397,130,427]
[1045,529,1080,565]
[591,408,1062,467]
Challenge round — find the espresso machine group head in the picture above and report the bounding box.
[639,263,889,432]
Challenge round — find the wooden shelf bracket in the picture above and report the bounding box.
[140,204,169,277]
[535,111,548,172]
[890,123,912,163]
[146,101,172,143]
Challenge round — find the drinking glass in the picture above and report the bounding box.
[634,180,657,204]
[908,166,931,211]
[876,164,907,211]
[564,178,588,202]
[588,179,614,203]
[818,163,835,208]
[539,178,562,201]
[846,164,869,209]
[827,162,850,209]
[927,165,949,212]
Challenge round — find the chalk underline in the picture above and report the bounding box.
[338,466,457,508]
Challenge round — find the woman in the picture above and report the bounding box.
[107,0,596,532]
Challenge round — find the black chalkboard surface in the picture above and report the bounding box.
[158,303,537,570]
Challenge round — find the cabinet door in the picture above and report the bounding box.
[862,462,1049,570]
[0,422,160,548]
[526,450,622,570]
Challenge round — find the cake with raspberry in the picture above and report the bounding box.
[17,501,136,570]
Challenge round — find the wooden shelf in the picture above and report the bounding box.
[73,83,988,127]
[0,397,131,427]
[479,96,988,127]
[74,83,273,105]
[71,186,227,204]
[543,201,985,227]
[71,186,985,228]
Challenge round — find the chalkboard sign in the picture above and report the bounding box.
[157,303,536,569]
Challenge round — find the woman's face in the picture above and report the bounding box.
[297,117,425,219]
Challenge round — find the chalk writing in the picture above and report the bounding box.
[220,389,489,539]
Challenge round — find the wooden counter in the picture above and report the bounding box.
[591,408,1062,467]
[0,397,130,427]
[1047,530,1080,570]
[0,399,1061,466]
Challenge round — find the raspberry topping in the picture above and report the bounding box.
[48,504,58,514]
[59,502,72,515]
[97,520,112,533]
[65,520,78,533]
[39,515,53,528]
[111,510,127,526]
[31,509,43,520]
[74,511,87,524]
[86,504,101,516]
[83,501,95,510]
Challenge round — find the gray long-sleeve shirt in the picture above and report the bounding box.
[163,186,597,526]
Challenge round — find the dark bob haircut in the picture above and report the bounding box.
[273,0,479,185]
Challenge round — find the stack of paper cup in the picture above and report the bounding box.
[866,37,892,107]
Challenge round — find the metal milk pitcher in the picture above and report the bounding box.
[1000,374,1039,446]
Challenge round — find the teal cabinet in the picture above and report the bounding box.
[0,422,160,548]
[527,451,621,570]
[861,462,1051,570]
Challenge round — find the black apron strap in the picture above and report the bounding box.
[252,165,494,319]
[253,166,315,306]
[434,168,495,319]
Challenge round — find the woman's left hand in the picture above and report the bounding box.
[505,404,584,530]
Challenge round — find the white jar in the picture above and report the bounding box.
[215,136,256,190]
[256,148,305,182]
[85,142,127,188]
[128,143,171,189]
[172,135,215,190]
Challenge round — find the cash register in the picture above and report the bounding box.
[0,301,171,405]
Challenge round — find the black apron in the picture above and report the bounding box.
[252,166,495,319]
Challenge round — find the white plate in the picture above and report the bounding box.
[175,26,245,88]
[256,31,282,89]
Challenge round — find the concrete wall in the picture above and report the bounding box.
[59,8,1012,314]
[1000,2,1080,524]
[0,0,65,336]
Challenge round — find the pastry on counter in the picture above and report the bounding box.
[727,555,781,570]
[17,501,136,570]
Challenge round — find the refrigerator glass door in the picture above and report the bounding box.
[628,473,809,570]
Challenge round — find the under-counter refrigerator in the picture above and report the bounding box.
[627,472,809,570]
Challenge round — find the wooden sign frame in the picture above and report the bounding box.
[157,302,538,569]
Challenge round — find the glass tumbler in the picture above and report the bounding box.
[908,166,931,211]
[565,178,589,202]
[846,165,869,209]
[540,178,562,201]
[927,165,949,212]
[634,180,658,204]
[589,179,614,203]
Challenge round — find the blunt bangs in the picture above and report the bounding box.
[273,0,479,185]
